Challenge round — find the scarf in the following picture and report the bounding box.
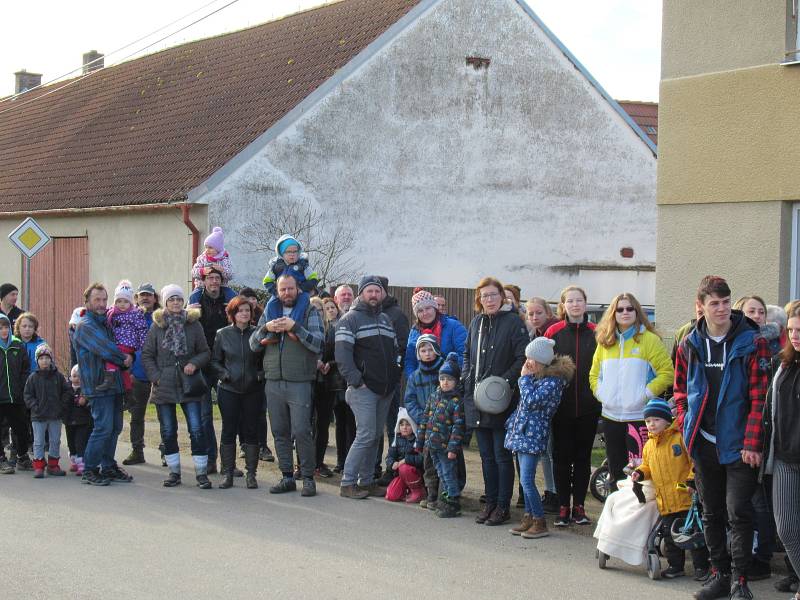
[162,311,188,356]
[419,317,443,342]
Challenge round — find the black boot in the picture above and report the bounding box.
[437,495,462,518]
[218,444,235,489]
[95,370,115,392]
[244,443,259,489]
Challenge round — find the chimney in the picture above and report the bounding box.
[14,69,42,94]
[82,50,104,74]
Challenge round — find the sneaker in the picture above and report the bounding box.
[81,468,110,486]
[340,484,369,499]
[426,499,439,511]
[102,465,133,483]
[0,457,15,475]
[693,569,730,600]
[332,464,344,474]
[301,479,316,497]
[259,446,275,462]
[662,566,686,579]
[693,567,711,582]
[122,450,145,466]
[748,559,771,581]
[15,454,33,471]
[270,477,297,494]
[196,474,212,489]
[775,573,799,593]
[554,506,571,527]
[541,491,559,514]
[316,464,333,478]
[163,472,181,487]
[728,576,753,600]
[572,505,591,525]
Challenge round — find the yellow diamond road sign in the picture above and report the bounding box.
[8,217,51,259]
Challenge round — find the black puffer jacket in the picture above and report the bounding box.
[62,386,93,426]
[544,317,601,421]
[322,321,346,392]
[24,367,71,421]
[463,305,529,429]
[0,338,30,405]
[382,295,410,365]
[210,324,263,394]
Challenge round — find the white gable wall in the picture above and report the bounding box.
[206,0,656,305]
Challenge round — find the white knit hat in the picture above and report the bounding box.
[525,337,556,365]
[114,279,134,304]
[160,284,185,303]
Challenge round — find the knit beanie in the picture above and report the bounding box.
[0,314,10,327]
[412,288,437,315]
[439,352,461,380]
[35,343,54,362]
[393,407,418,445]
[160,284,185,303]
[357,275,384,296]
[0,283,18,300]
[416,333,442,360]
[643,398,673,422]
[204,227,225,254]
[525,337,555,366]
[114,280,135,304]
[275,234,301,256]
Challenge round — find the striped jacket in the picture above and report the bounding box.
[334,300,400,396]
[73,309,128,398]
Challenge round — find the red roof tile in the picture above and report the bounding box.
[617,100,658,146]
[0,0,421,212]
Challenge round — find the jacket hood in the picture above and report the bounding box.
[152,308,202,328]
[539,355,575,382]
[695,309,756,344]
[760,322,781,342]
[382,295,399,310]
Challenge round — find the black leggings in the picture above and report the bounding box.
[552,413,598,507]
[314,385,334,467]
[65,423,93,457]
[332,391,355,467]
[0,404,29,458]
[217,388,262,446]
[603,417,647,484]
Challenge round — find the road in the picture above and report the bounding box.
[1,446,788,600]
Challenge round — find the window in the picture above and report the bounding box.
[785,0,800,63]
[790,203,800,298]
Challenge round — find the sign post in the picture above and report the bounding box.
[8,217,51,311]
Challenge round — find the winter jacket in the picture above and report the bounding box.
[250,303,324,382]
[415,388,465,453]
[62,386,93,427]
[590,326,674,422]
[107,306,150,350]
[404,315,468,378]
[762,358,800,479]
[504,356,574,455]
[385,433,423,472]
[22,336,46,373]
[403,356,444,425]
[73,310,128,398]
[635,427,694,516]
[0,306,23,330]
[462,305,529,429]
[211,324,263,394]
[141,309,211,405]
[197,290,229,351]
[382,295,410,367]
[130,310,155,382]
[263,255,319,295]
[334,300,400,396]
[188,286,237,306]
[544,317,600,422]
[322,321,346,392]
[24,367,71,421]
[0,336,30,405]
[531,317,559,340]
[674,311,771,465]
[192,250,234,286]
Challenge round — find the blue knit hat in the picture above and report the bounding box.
[439,352,461,380]
[275,234,301,256]
[643,398,673,422]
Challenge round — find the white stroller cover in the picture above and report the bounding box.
[593,477,660,566]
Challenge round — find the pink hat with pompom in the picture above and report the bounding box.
[204,227,225,254]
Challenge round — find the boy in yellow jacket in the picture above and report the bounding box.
[632,398,710,580]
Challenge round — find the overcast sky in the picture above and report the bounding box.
[1,0,661,100]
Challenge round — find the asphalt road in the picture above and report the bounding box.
[0,447,788,600]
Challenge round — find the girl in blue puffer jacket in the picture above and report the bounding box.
[505,337,574,540]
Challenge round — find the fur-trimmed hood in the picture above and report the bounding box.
[539,355,575,382]
[152,308,201,328]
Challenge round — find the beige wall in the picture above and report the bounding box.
[662,1,787,79]
[655,201,793,336]
[658,64,800,205]
[0,205,208,298]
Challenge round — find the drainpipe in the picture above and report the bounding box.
[180,204,200,264]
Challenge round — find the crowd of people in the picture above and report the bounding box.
[0,227,798,600]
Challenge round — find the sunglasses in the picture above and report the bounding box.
[615,306,636,314]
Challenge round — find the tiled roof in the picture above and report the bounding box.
[0,0,421,212]
[617,100,658,146]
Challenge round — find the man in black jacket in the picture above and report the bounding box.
[335,276,400,499]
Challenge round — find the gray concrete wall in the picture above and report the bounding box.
[206,0,656,304]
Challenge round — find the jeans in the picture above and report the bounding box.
[265,380,315,479]
[430,449,460,499]
[218,387,262,446]
[552,413,598,507]
[128,377,152,450]
[83,394,123,470]
[201,374,218,462]
[156,401,206,455]
[693,436,758,576]
[31,420,62,459]
[537,435,556,493]
[517,452,544,517]
[475,427,514,510]
[333,391,355,467]
[341,386,391,487]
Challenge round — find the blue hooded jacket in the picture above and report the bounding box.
[73,309,128,398]
[403,354,444,425]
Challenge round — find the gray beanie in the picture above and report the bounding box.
[525,337,555,366]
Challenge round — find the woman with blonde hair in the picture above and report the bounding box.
[589,292,673,488]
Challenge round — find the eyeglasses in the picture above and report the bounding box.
[480,293,501,300]
[615,306,636,314]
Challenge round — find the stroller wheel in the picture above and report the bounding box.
[590,463,613,503]
[647,552,661,580]
[598,552,608,569]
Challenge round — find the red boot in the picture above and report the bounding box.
[33,458,45,479]
[398,464,426,504]
[46,456,66,477]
